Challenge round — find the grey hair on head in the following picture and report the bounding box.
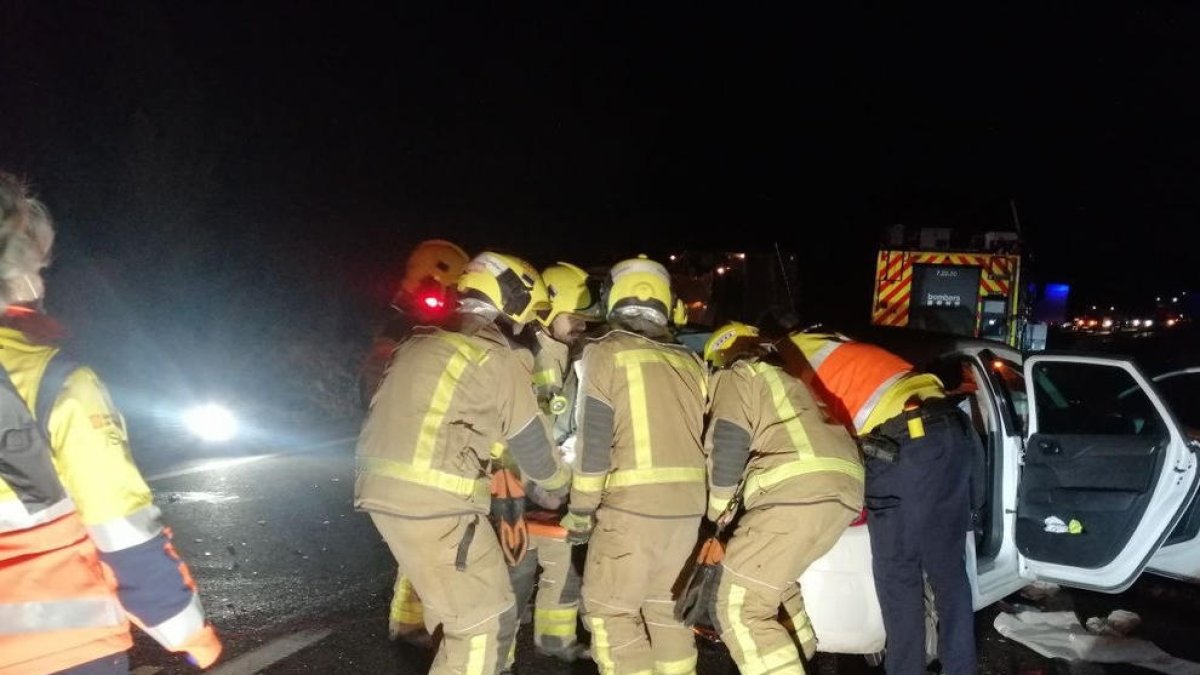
[0,173,55,308]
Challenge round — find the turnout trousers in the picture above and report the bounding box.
[713,501,858,675]
[371,513,518,675]
[865,410,977,675]
[389,573,427,642]
[581,508,701,675]
[508,531,584,662]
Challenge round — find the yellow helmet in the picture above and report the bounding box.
[457,251,551,325]
[606,254,687,326]
[703,321,761,367]
[399,239,470,297]
[540,261,601,326]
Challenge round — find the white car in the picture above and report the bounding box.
[681,327,1200,662]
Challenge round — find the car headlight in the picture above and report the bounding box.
[183,404,238,442]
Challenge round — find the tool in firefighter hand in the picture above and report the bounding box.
[490,467,529,566]
[675,481,744,626]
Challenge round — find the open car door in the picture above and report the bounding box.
[1146,367,1200,582]
[1016,355,1199,592]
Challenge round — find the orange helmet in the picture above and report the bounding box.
[392,239,470,313]
[397,239,470,298]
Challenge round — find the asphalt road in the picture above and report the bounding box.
[122,422,1200,675]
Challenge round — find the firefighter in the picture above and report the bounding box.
[367,239,471,646]
[358,238,470,407]
[507,262,603,664]
[702,322,864,675]
[563,254,708,675]
[0,173,221,674]
[787,329,977,675]
[355,251,571,675]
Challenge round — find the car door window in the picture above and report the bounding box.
[1153,371,1200,433]
[1032,362,1165,438]
[980,353,1026,436]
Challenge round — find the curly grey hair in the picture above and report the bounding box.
[0,172,55,308]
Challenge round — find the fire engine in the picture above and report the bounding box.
[870,226,1038,348]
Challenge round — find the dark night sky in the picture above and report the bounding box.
[3,2,1199,327]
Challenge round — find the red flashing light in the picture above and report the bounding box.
[421,294,443,309]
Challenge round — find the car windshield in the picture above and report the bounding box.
[986,355,1028,436]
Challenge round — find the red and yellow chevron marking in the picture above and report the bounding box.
[871,250,1020,329]
[872,250,913,326]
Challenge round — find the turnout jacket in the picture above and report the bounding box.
[570,330,708,518]
[355,321,569,519]
[705,355,865,515]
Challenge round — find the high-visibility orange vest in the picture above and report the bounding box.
[790,332,944,434]
[0,324,220,674]
[1,510,133,674]
[0,364,131,674]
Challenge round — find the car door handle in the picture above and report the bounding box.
[1037,438,1062,455]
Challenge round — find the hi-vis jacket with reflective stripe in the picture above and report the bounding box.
[355,322,569,519]
[0,325,219,675]
[789,332,946,434]
[705,357,864,515]
[571,330,708,518]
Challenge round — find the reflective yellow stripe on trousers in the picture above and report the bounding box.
[535,608,578,637]
[723,584,804,675]
[465,633,489,675]
[587,617,617,675]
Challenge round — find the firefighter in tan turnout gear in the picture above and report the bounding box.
[563,254,708,675]
[355,251,571,675]
[703,322,865,675]
[375,239,472,647]
[508,261,602,663]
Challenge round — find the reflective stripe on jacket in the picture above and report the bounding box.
[0,326,214,674]
[705,358,864,514]
[571,330,708,517]
[355,322,566,519]
[789,332,945,434]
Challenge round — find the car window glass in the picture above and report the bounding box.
[985,356,1027,436]
[1032,361,1166,438]
[1154,372,1200,432]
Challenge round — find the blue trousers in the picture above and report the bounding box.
[865,410,977,675]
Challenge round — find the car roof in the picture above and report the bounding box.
[676,323,1022,370]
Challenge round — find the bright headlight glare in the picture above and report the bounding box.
[183,404,238,442]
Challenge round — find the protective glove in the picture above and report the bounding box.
[540,463,572,502]
[527,482,564,510]
[559,511,594,546]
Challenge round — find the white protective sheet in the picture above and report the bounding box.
[993,610,1200,675]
